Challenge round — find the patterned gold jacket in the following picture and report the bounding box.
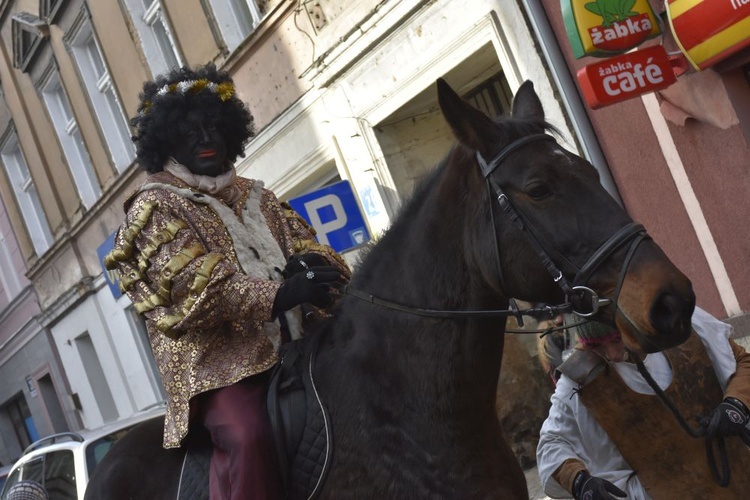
[105,171,350,448]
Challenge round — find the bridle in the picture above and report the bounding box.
[345,133,649,324]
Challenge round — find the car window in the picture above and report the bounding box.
[44,450,76,499]
[0,466,23,499]
[0,456,43,499]
[84,425,134,476]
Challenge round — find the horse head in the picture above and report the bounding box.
[437,78,695,355]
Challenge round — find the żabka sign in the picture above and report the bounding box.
[577,45,677,109]
[589,13,654,52]
[562,0,661,58]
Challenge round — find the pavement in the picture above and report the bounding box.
[525,466,555,499]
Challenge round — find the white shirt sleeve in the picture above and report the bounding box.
[536,376,650,499]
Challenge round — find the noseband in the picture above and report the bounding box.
[476,133,649,317]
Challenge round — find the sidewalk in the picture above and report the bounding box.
[525,466,555,500]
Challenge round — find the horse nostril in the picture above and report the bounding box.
[650,289,695,340]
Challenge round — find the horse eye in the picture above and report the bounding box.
[526,183,551,200]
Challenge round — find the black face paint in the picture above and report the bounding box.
[170,108,229,177]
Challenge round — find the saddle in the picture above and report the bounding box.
[267,333,332,500]
[175,334,331,500]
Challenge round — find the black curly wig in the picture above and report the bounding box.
[131,63,255,173]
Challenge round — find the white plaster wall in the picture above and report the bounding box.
[50,283,160,429]
[97,280,163,410]
[239,0,580,239]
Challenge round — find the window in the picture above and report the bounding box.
[44,450,77,498]
[4,393,38,451]
[11,13,47,72]
[463,71,513,118]
[0,227,24,303]
[42,72,101,209]
[1,131,53,256]
[123,0,181,76]
[68,19,135,172]
[40,0,65,23]
[207,0,263,52]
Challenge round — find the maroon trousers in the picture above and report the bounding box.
[198,375,283,500]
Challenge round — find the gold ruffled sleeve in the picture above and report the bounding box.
[280,200,352,282]
[108,191,282,339]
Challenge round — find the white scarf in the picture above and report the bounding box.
[164,157,241,206]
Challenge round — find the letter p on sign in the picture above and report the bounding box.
[303,194,347,246]
[288,180,371,253]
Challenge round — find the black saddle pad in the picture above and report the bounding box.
[268,335,332,500]
[177,430,211,500]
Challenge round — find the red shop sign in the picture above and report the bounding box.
[577,45,676,109]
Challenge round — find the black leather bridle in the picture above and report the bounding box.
[345,133,649,323]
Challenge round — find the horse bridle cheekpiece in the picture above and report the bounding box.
[344,133,648,325]
[476,133,649,318]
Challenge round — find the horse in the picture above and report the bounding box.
[84,78,695,499]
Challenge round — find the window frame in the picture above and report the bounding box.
[0,128,53,256]
[66,13,135,173]
[205,0,263,53]
[40,70,101,210]
[122,0,182,76]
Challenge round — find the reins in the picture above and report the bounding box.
[344,286,571,324]
[632,353,745,487]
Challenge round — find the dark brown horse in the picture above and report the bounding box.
[85,79,694,499]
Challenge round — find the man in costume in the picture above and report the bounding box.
[105,63,350,499]
[536,307,750,499]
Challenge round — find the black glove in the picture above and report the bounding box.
[281,253,329,279]
[573,471,627,500]
[273,266,341,315]
[707,397,750,437]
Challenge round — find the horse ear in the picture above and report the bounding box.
[437,78,495,151]
[511,80,545,120]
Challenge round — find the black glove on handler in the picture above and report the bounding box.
[573,471,627,500]
[707,397,750,437]
[281,253,329,279]
[273,266,341,316]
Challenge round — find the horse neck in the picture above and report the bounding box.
[343,153,509,403]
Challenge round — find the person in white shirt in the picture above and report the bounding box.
[536,307,750,499]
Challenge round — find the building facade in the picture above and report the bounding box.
[0,0,746,469]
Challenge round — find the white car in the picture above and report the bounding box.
[0,404,165,500]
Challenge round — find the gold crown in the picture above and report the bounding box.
[141,79,235,113]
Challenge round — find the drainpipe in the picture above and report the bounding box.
[519,0,622,204]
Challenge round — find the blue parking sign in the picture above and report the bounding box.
[288,180,370,253]
[97,231,122,299]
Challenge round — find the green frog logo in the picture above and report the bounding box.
[585,0,638,27]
